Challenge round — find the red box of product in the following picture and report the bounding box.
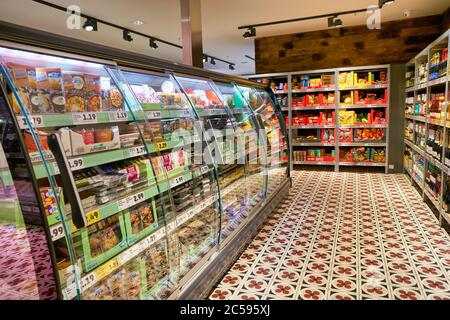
[306,156,316,161]
[323,156,335,162]
[371,109,388,124]
[338,128,354,142]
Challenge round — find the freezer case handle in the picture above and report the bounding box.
[47,133,87,229]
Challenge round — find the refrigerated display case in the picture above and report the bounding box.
[0,23,290,300]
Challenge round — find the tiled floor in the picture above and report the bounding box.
[209,171,450,300]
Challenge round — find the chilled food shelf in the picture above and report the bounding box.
[32,139,192,179]
[338,161,385,167]
[338,104,388,109]
[292,106,336,110]
[405,86,415,93]
[339,142,386,147]
[339,124,388,129]
[416,83,427,90]
[423,153,445,171]
[292,161,335,166]
[48,164,211,231]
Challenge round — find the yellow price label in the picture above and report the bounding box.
[156,141,168,151]
[93,257,119,281]
[86,209,100,225]
[72,223,77,232]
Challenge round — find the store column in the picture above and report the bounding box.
[180,0,204,68]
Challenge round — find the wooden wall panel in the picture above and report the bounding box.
[255,15,444,73]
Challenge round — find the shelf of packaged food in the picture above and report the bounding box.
[428,76,448,87]
[292,161,336,166]
[404,139,426,157]
[292,141,334,147]
[429,60,448,69]
[426,118,446,126]
[424,186,440,211]
[47,164,212,229]
[338,104,388,109]
[339,124,388,129]
[292,106,336,110]
[411,171,424,189]
[338,84,388,90]
[196,108,228,117]
[32,139,192,179]
[290,124,335,129]
[292,87,336,93]
[338,161,385,167]
[423,153,445,171]
[339,142,387,147]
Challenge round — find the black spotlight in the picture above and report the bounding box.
[210,58,216,65]
[229,64,235,70]
[328,16,343,28]
[203,55,208,63]
[379,0,395,8]
[123,30,133,42]
[149,38,158,49]
[83,18,97,32]
[243,27,256,38]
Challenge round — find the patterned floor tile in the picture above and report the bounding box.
[209,171,450,300]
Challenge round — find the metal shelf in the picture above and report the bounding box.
[339,161,385,167]
[291,106,336,110]
[292,161,335,166]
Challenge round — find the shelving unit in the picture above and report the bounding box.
[403,29,450,226]
[248,65,390,172]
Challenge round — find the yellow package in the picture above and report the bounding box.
[338,111,355,125]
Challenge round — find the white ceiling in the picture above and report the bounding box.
[0,0,448,76]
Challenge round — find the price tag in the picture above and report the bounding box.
[68,157,85,171]
[72,112,98,125]
[186,209,195,220]
[200,165,209,175]
[17,115,44,129]
[117,198,129,212]
[86,209,101,225]
[80,273,97,291]
[128,191,145,207]
[156,141,168,151]
[50,223,65,241]
[147,111,162,119]
[129,146,147,157]
[177,212,188,225]
[167,221,177,233]
[63,283,77,300]
[170,175,185,188]
[109,111,128,121]
[180,109,190,117]
[93,257,119,281]
[53,164,60,175]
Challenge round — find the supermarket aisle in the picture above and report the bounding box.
[209,171,450,300]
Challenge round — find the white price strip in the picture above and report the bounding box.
[50,223,65,241]
[80,273,97,291]
[177,212,189,225]
[167,221,177,233]
[17,115,44,129]
[117,246,139,265]
[63,283,77,300]
[186,208,196,220]
[72,112,98,125]
[180,109,190,117]
[128,191,145,207]
[68,157,85,171]
[109,111,128,121]
[147,111,162,119]
[170,175,185,188]
[117,198,129,212]
[129,146,147,157]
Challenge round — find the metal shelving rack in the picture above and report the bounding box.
[248,65,391,173]
[403,29,450,227]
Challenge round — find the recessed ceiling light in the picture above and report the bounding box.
[132,19,145,26]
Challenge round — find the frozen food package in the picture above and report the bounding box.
[36,68,66,113]
[63,72,86,112]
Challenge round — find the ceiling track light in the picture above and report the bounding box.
[149,38,158,49]
[229,64,235,70]
[210,58,216,65]
[243,27,256,39]
[203,55,208,63]
[123,30,133,42]
[379,0,395,8]
[328,16,342,28]
[83,18,97,32]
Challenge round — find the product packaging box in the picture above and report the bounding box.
[70,126,120,156]
[124,200,158,245]
[85,73,103,112]
[338,111,355,125]
[63,72,86,112]
[36,68,66,113]
[6,63,38,114]
[75,213,128,273]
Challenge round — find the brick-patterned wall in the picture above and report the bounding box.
[255,15,444,73]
